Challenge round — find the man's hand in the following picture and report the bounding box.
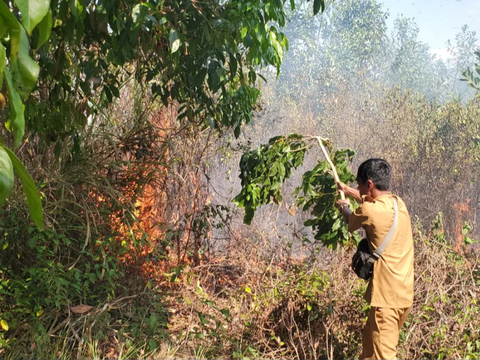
[337,181,347,193]
[336,199,351,211]
[336,199,352,223]
[336,181,362,202]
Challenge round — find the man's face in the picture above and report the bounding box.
[356,179,370,196]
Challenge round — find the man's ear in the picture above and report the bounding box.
[366,179,375,189]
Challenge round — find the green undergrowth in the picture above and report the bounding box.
[0,212,478,359]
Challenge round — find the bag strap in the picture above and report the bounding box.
[371,197,398,260]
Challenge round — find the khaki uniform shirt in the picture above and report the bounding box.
[349,193,414,308]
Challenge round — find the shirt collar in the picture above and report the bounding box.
[361,192,392,203]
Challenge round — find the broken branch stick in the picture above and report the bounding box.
[315,136,345,200]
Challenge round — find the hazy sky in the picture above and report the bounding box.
[381,0,480,59]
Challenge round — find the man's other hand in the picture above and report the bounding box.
[336,199,351,210]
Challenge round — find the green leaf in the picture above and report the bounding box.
[0,20,5,39]
[3,147,44,230]
[169,29,181,54]
[70,0,85,20]
[198,312,209,326]
[0,6,40,95]
[269,30,283,61]
[234,125,240,138]
[207,61,221,93]
[229,52,238,80]
[220,308,230,319]
[147,313,159,333]
[0,44,5,86]
[109,84,120,98]
[0,2,21,60]
[0,147,14,205]
[104,85,113,103]
[277,162,286,178]
[241,26,248,38]
[132,3,147,25]
[4,69,25,148]
[313,0,324,15]
[148,339,158,352]
[332,218,342,231]
[244,207,254,225]
[14,0,51,34]
[16,27,40,93]
[36,8,52,49]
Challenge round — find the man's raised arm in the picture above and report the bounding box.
[338,181,362,202]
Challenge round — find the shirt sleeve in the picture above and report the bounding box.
[348,203,372,232]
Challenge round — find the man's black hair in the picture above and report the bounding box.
[357,158,391,191]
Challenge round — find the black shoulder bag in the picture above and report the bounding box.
[352,198,398,280]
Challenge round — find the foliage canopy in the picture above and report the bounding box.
[0,0,326,226]
[234,135,359,249]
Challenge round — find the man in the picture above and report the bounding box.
[336,158,414,360]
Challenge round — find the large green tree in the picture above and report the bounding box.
[265,0,477,114]
[1,0,327,226]
[387,17,444,99]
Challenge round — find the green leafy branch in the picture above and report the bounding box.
[1,0,330,229]
[461,50,480,90]
[1,0,51,147]
[233,134,308,224]
[0,145,43,229]
[233,135,359,249]
[293,146,359,249]
[0,0,51,228]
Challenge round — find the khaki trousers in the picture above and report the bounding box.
[362,306,411,360]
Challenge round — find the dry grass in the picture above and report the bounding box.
[156,222,479,360]
[2,216,477,359]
